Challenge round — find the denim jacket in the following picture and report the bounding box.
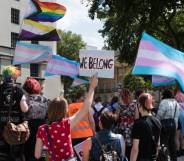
[89,129,124,161]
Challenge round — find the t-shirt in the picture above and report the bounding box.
[132,116,161,160]
[37,118,74,161]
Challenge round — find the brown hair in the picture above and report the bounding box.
[121,88,132,105]
[100,111,117,129]
[48,97,68,123]
[138,93,153,112]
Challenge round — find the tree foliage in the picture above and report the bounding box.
[57,30,86,97]
[123,73,151,92]
[86,0,184,64]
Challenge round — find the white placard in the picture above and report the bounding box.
[79,50,114,78]
[73,139,87,161]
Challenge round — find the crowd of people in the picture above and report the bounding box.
[0,65,184,161]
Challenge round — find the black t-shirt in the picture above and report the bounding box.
[132,116,161,160]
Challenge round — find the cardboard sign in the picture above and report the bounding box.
[79,50,114,78]
[73,139,87,161]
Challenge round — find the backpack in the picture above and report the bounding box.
[95,136,121,161]
[93,106,105,132]
[2,85,30,145]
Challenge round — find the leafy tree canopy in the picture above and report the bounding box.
[57,30,86,98]
[86,0,184,64]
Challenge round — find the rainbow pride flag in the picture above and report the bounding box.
[13,41,52,65]
[45,55,79,77]
[132,32,184,91]
[29,0,66,22]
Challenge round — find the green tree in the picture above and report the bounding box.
[86,0,184,64]
[57,30,86,98]
[123,73,151,92]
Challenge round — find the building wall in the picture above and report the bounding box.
[0,0,62,99]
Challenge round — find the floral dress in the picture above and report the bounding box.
[116,102,136,147]
[37,118,74,161]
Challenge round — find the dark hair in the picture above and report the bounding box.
[48,97,68,123]
[100,111,117,129]
[95,96,102,103]
[75,91,85,101]
[135,89,144,100]
[111,96,119,105]
[23,77,41,94]
[162,89,173,99]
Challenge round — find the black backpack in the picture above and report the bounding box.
[95,136,121,161]
[93,106,105,132]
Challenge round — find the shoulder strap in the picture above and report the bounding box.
[7,85,15,122]
[45,125,55,161]
[93,106,98,113]
[173,101,177,119]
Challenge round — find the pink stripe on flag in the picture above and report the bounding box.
[14,56,49,62]
[46,67,75,76]
[139,40,158,52]
[16,45,47,55]
[50,59,77,70]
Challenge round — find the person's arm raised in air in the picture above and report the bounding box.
[70,75,98,130]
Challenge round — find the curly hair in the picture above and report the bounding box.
[23,77,41,94]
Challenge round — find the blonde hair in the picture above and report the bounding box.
[48,97,68,123]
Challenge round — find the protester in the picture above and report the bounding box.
[116,88,139,160]
[82,111,125,161]
[68,91,95,148]
[108,95,120,113]
[23,77,48,161]
[130,93,161,161]
[157,89,180,161]
[175,88,184,156]
[93,96,104,112]
[35,75,98,161]
[0,66,29,161]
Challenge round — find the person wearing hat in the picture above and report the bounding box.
[0,66,29,161]
[130,93,161,161]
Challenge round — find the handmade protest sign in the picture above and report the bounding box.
[73,139,87,161]
[79,50,114,78]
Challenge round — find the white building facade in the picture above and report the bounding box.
[0,0,63,99]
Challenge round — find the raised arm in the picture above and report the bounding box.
[70,75,98,130]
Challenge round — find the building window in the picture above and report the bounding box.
[31,41,39,44]
[11,8,20,24]
[30,64,39,77]
[11,32,19,48]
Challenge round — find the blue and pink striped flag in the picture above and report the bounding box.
[132,32,184,91]
[71,77,89,87]
[152,76,176,87]
[45,55,79,77]
[13,41,52,65]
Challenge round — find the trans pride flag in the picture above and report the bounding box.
[71,77,89,87]
[152,76,176,87]
[132,32,184,91]
[13,41,52,65]
[45,55,79,77]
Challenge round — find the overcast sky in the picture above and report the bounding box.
[56,0,104,49]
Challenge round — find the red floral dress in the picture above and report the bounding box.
[37,118,74,161]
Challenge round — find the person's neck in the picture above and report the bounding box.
[141,111,152,117]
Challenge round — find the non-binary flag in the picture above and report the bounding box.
[132,32,184,91]
[71,77,89,87]
[13,41,52,65]
[19,19,60,41]
[29,0,66,22]
[45,55,79,77]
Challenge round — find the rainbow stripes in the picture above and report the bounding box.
[29,0,66,22]
[13,41,52,65]
[132,32,184,91]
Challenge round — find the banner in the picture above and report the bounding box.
[45,55,79,77]
[79,50,114,78]
[13,41,52,65]
[132,32,184,91]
